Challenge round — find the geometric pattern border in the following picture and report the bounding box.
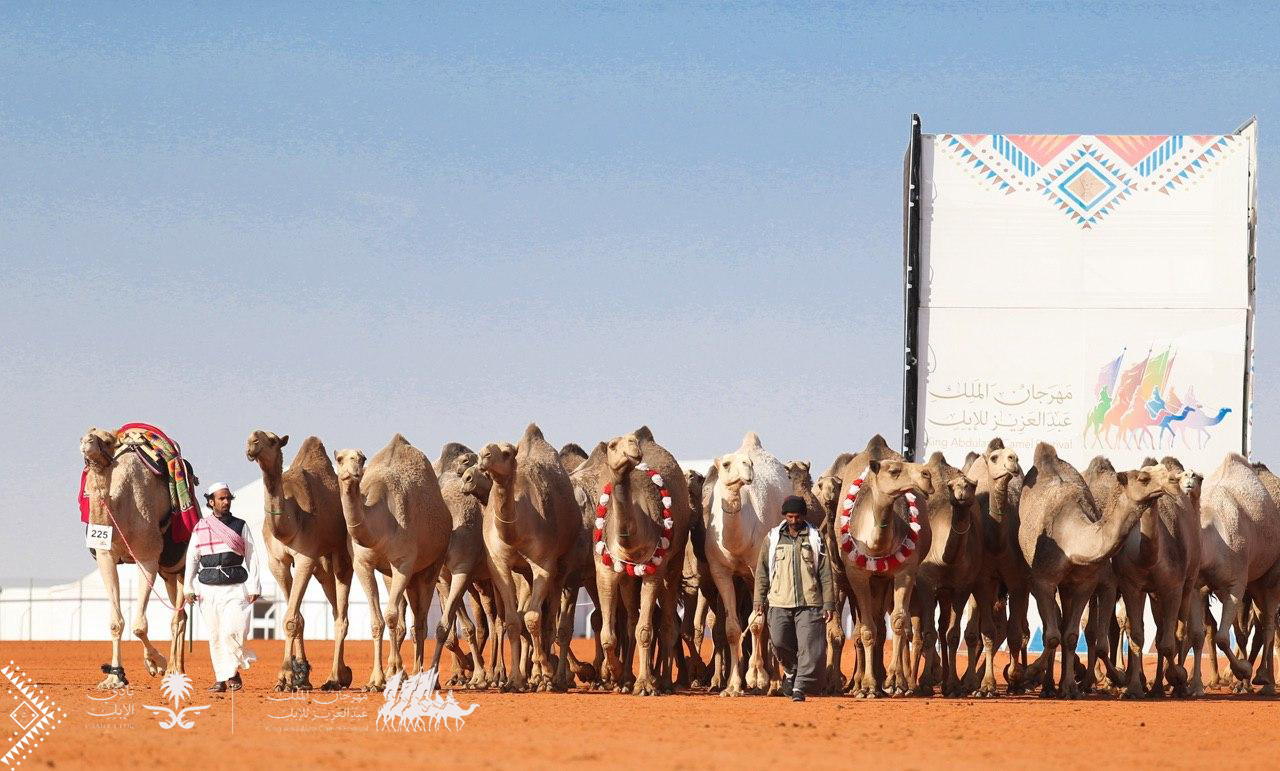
[2,662,64,769]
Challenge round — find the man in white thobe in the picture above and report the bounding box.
[184,482,260,692]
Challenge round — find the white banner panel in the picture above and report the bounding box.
[913,125,1255,473]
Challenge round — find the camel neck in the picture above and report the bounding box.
[338,481,375,547]
[852,487,901,556]
[1133,497,1161,569]
[85,462,113,527]
[605,472,659,564]
[489,475,526,541]
[259,460,297,540]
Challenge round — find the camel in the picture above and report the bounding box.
[579,428,691,695]
[812,464,859,693]
[1018,443,1164,698]
[910,452,991,697]
[962,438,1029,693]
[80,428,189,688]
[478,423,582,692]
[334,434,452,690]
[835,436,935,698]
[1086,456,1199,697]
[1187,454,1280,695]
[434,442,478,478]
[246,430,354,691]
[558,443,590,473]
[1176,407,1233,449]
[678,468,710,687]
[703,431,790,696]
[431,460,495,687]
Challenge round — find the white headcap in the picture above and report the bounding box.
[205,482,231,498]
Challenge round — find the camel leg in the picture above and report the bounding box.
[1254,590,1280,696]
[708,563,745,697]
[708,606,726,691]
[453,593,482,683]
[430,568,474,677]
[1005,585,1031,693]
[632,576,664,696]
[353,557,386,691]
[163,571,187,676]
[1152,589,1186,697]
[130,560,167,677]
[546,573,577,693]
[1057,588,1090,700]
[283,555,318,689]
[266,555,295,690]
[314,554,353,690]
[847,574,882,698]
[1029,582,1061,697]
[596,564,625,690]
[1120,587,1147,699]
[521,563,557,691]
[692,588,711,687]
[1214,583,1253,691]
[912,585,936,696]
[745,600,769,694]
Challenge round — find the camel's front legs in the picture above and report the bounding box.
[430,569,474,676]
[1029,582,1062,697]
[1058,589,1090,699]
[708,562,744,697]
[522,564,556,690]
[846,572,883,698]
[632,576,663,696]
[1215,583,1253,691]
[353,559,386,691]
[131,560,167,677]
[886,572,915,696]
[284,555,318,689]
[1005,585,1031,693]
[315,556,354,690]
[94,551,128,689]
[745,595,770,693]
[1120,588,1147,698]
[266,555,296,690]
[1152,590,1186,696]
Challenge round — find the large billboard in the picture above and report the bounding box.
[904,118,1258,472]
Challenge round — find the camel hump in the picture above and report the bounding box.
[1219,453,1251,474]
[292,436,331,469]
[1140,457,1159,468]
[865,434,890,453]
[559,442,587,458]
[390,433,412,447]
[1033,442,1058,467]
[742,431,762,450]
[633,425,655,443]
[1162,456,1186,472]
[986,437,1005,451]
[1253,460,1272,474]
[962,451,979,469]
[522,423,546,443]
[926,450,947,468]
[1084,455,1114,475]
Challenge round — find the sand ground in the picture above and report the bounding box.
[3,639,1278,770]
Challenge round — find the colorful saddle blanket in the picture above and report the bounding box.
[78,422,201,543]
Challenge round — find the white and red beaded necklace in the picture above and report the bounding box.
[593,463,674,577]
[838,468,921,573]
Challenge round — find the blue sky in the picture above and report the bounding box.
[2,3,1276,582]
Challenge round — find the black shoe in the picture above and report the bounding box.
[791,690,806,702]
[781,676,794,697]
[208,681,226,692]
[227,673,243,691]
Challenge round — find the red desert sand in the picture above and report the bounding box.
[6,639,1280,770]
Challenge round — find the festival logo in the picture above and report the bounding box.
[266,689,370,733]
[2,660,64,769]
[376,669,479,732]
[1082,347,1232,450]
[141,673,210,730]
[85,684,136,730]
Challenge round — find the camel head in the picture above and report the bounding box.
[1179,470,1204,498]
[447,451,478,476]
[785,461,813,492]
[684,469,705,505]
[477,442,517,483]
[866,459,935,499]
[946,474,977,508]
[1115,467,1167,505]
[813,474,843,515]
[715,450,754,514]
[80,427,119,470]
[460,463,492,501]
[605,433,642,480]
[333,449,367,488]
[979,446,1021,483]
[245,429,288,466]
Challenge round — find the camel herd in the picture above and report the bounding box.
[82,423,1280,699]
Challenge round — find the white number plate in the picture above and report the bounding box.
[86,524,114,550]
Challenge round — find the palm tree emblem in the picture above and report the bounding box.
[143,673,210,729]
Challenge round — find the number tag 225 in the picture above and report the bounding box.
[86,524,114,550]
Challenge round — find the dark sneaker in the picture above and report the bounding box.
[208,681,226,692]
[791,690,806,702]
[228,673,243,692]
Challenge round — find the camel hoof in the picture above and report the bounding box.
[1231,681,1251,695]
[1260,684,1277,697]
[273,681,288,692]
[719,686,743,698]
[95,675,127,690]
[1038,686,1057,699]
[319,680,344,691]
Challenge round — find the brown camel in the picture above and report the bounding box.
[962,438,1030,693]
[577,428,691,695]
[836,435,936,698]
[1088,455,1200,698]
[434,442,478,478]
[1187,454,1280,695]
[558,443,590,473]
[678,468,711,687]
[434,461,494,687]
[246,430,354,691]
[334,434,452,690]
[911,452,993,697]
[81,428,189,688]
[1018,443,1164,698]
[478,423,582,692]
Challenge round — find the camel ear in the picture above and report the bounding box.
[279,434,289,448]
[1115,471,1129,486]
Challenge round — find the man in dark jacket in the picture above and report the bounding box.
[753,495,835,701]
